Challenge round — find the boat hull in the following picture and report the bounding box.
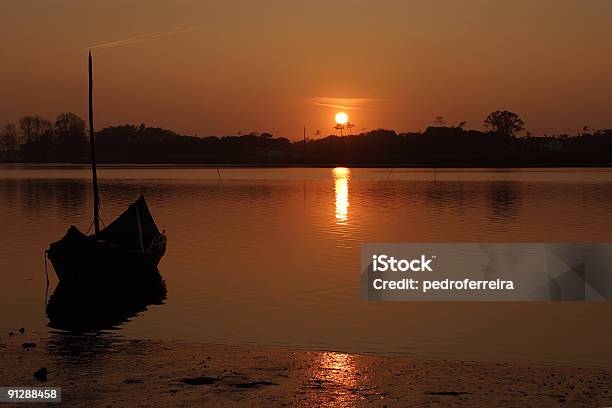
[47,225,167,289]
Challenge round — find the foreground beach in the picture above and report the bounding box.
[1,332,611,407]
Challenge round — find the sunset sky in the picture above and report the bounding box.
[2,0,611,139]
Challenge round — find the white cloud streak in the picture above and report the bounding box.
[84,25,205,51]
[310,97,382,110]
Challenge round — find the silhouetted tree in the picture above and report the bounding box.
[435,116,445,126]
[457,121,467,129]
[345,122,355,135]
[0,124,18,152]
[55,112,85,136]
[19,115,52,143]
[484,110,525,136]
[55,113,87,161]
[334,123,345,136]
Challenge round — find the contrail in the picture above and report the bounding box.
[84,25,205,51]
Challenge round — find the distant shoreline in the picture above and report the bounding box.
[2,162,612,169]
[3,123,612,168]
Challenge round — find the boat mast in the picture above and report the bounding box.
[88,51,101,234]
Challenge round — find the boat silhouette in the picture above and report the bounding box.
[46,52,167,291]
[47,195,167,289]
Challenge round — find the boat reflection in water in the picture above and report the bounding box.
[46,269,166,332]
[333,167,350,225]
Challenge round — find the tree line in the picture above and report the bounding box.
[1,111,611,166]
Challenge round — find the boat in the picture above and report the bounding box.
[47,196,167,289]
[46,51,167,290]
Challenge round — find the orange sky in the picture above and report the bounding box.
[2,0,611,139]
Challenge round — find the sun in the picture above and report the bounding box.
[335,112,348,125]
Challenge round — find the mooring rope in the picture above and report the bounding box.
[86,219,94,235]
[86,214,106,235]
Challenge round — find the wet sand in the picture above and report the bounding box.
[1,332,611,407]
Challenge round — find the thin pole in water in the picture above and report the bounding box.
[88,51,100,234]
[303,126,306,167]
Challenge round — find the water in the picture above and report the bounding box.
[1,165,612,366]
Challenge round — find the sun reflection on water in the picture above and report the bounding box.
[333,167,350,225]
[307,351,363,407]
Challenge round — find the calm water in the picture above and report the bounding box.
[1,166,612,366]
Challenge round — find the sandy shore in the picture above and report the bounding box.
[1,332,611,407]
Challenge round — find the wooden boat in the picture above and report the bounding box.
[47,196,167,289]
[46,52,167,290]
